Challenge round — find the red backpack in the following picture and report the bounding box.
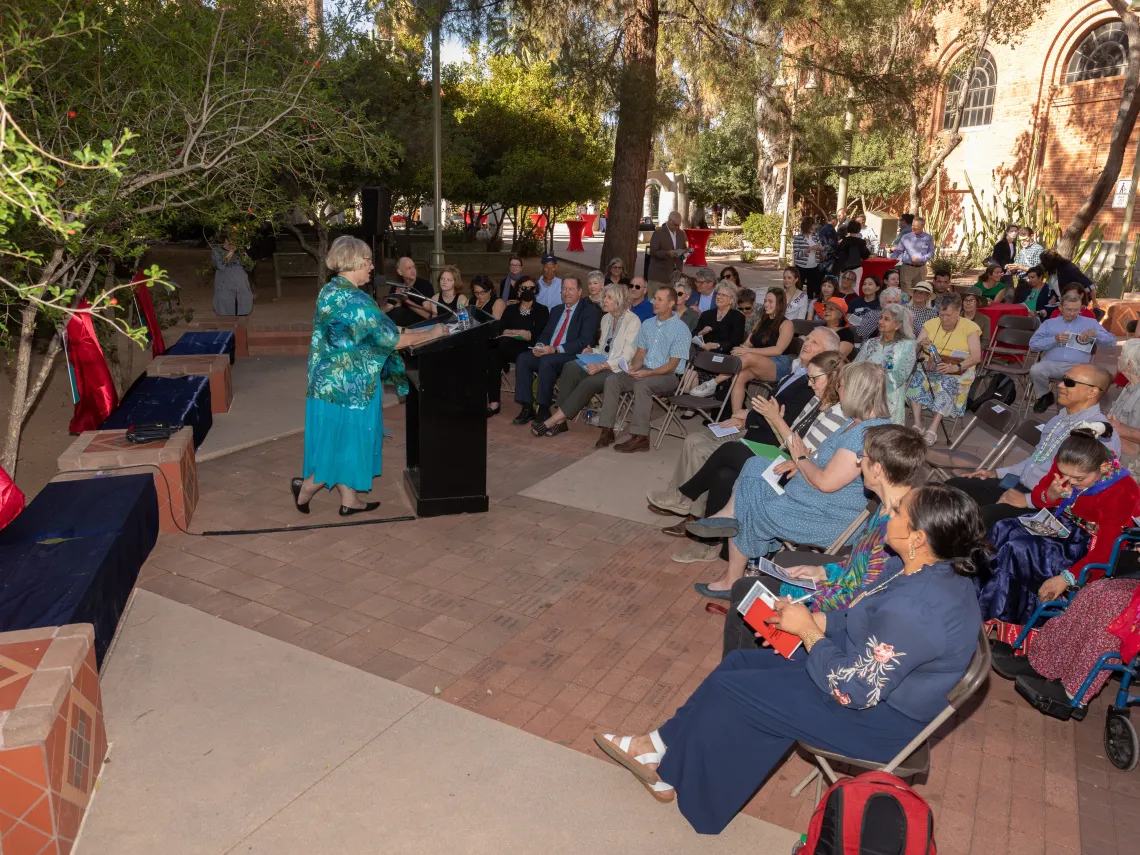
[795,771,937,855]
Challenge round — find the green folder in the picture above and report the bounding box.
[741,441,783,460]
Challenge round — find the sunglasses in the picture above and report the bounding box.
[1060,377,1105,391]
[632,283,644,290]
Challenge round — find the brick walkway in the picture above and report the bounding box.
[138,408,1136,854]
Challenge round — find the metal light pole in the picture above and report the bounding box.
[1108,140,1140,299]
[429,9,445,286]
[777,82,798,262]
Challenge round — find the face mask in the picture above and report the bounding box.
[518,287,536,301]
[1007,231,1018,241]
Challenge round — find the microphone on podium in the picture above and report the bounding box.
[386,280,460,320]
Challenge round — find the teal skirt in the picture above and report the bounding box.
[302,390,384,492]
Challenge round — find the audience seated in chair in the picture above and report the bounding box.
[486,276,549,417]
[663,347,847,564]
[510,276,601,425]
[976,425,1139,627]
[945,363,1119,527]
[717,288,795,414]
[672,279,701,332]
[722,424,927,654]
[685,361,894,599]
[906,293,983,447]
[854,304,917,424]
[627,275,656,321]
[646,327,843,555]
[531,284,641,437]
[593,285,692,454]
[1027,292,1116,413]
[593,484,985,835]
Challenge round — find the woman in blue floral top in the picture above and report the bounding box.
[594,483,985,834]
[292,237,446,516]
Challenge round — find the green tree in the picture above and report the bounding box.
[687,109,761,214]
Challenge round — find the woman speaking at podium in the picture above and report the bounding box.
[292,236,445,516]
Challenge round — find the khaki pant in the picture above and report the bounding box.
[598,372,679,436]
[898,262,928,293]
[656,429,736,516]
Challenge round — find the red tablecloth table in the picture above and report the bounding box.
[977,302,1029,329]
[581,213,597,238]
[565,220,587,251]
[860,257,898,291]
[530,212,548,239]
[683,228,713,267]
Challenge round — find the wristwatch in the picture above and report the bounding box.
[796,454,808,462]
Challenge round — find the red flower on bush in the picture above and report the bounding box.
[108,298,119,306]
[67,110,77,119]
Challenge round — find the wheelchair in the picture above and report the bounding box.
[1007,527,1140,771]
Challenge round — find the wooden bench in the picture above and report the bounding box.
[272,251,318,298]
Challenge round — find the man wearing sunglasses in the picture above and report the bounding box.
[1027,292,1116,413]
[627,276,655,321]
[945,363,1120,526]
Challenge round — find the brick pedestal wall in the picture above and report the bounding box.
[188,315,249,358]
[247,322,312,357]
[55,429,197,533]
[0,625,107,855]
[148,354,232,414]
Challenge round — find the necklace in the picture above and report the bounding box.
[848,563,924,608]
[932,321,957,354]
[1033,412,1081,462]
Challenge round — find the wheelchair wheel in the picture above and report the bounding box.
[1104,709,1138,772]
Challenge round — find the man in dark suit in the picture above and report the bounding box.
[647,211,687,284]
[991,224,1019,287]
[511,276,601,425]
[383,256,435,327]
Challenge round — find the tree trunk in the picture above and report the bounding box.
[754,89,783,215]
[1,304,40,475]
[907,106,922,214]
[317,224,330,285]
[599,0,660,275]
[836,87,856,213]
[1058,1,1140,257]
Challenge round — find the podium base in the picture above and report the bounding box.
[403,469,489,517]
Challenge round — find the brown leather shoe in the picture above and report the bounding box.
[614,434,650,453]
[662,516,694,537]
[595,427,616,449]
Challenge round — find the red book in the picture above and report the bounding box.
[737,581,803,659]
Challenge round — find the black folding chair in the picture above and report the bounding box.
[653,351,743,449]
[925,399,1020,480]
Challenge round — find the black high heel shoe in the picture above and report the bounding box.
[291,478,311,514]
[339,502,380,517]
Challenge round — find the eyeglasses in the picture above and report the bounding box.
[631,283,644,290]
[807,373,827,382]
[1061,377,1106,391]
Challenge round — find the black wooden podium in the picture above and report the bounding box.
[400,310,495,516]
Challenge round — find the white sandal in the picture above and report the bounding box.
[594,731,675,802]
[922,428,937,447]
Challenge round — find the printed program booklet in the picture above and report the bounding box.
[737,581,804,658]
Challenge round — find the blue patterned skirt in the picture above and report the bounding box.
[975,515,1090,624]
[302,390,384,492]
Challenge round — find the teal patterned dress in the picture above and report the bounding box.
[303,277,409,491]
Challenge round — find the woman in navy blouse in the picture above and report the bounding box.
[595,483,986,834]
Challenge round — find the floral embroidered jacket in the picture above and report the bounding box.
[307,277,409,409]
[805,558,982,721]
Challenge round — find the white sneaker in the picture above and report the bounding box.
[647,489,692,517]
[671,541,722,564]
[689,379,717,398]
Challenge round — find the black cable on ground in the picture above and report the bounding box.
[61,463,415,537]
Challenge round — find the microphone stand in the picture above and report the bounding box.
[386,280,461,322]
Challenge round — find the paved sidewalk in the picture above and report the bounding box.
[81,590,800,854]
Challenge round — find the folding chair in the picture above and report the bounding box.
[777,498,879,557]
[653,352,743,449]
[994,314,1040,332]
[791,628,991,803]
[791,319,818,338]
[981,327,1035,372]
[924,399,1021,480]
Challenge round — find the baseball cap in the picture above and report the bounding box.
[541,254,557,265]
[912,281,933,293]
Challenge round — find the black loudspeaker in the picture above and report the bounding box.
[361,186,391,237]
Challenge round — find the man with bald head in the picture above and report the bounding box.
[383,256,435,326]
[946,362,1120,526]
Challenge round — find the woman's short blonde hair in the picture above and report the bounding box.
[1120,338,1140,378]
[879,286,904,306]
[438,265,466,296]
[587,270,605,289]
[325,235,373,274]
[714,280,739,307]
[603,283,631,314]
[839,361,890,421]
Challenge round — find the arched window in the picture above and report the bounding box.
[942,51,997,129]
[1065,22,1129,84]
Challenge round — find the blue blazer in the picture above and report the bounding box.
[537,300,601,356]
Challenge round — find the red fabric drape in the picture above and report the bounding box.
[67,301,120,433]
[133,271,165,357]
[0,465,24,531]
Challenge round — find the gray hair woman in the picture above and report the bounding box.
[532,282,641,437]
[713,280,739,307]
[606,257,628,285]
[905,292,983,445]
[855,303,919,424]
[673,278,700,332]
[1109,338,1140,477]
[587,270,606,304]
[854,285,908,340]
[294,236,446,515]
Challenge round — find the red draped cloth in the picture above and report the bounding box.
[133,271,165,357]
[0,465,24,531]
[67,302,120,433]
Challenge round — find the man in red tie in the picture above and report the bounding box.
[511,276,602,425]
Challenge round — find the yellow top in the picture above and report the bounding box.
[923,316,981,357]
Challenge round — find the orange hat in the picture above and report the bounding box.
[825,296,849,314]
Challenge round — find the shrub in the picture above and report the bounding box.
[741,213,781,251]
[707,232,744,251]
[741,250,758,263]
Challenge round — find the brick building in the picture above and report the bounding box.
[928,1,1134,247]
